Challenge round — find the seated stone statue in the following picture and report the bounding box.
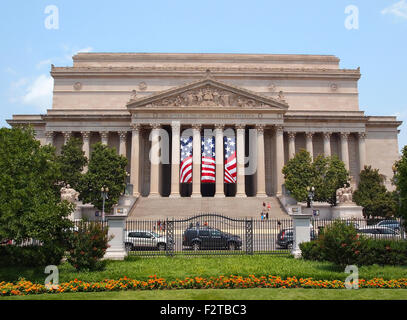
[60,184,79,203]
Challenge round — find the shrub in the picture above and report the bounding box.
[314,221,368,267]
[299,241,324,261]
[358,239,407,266]
[67,222,111,271]
[0,244,65,267]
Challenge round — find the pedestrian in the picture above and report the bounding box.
[266,212,269,220]
[261,213,264,221]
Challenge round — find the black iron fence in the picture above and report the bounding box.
[125,214,293,257]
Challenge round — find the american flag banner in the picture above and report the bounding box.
[224,136,237,184]
[180,136,193,183]
[201,136,216,183]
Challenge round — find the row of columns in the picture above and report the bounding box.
[44,127,366,198]
[287,131,367,171]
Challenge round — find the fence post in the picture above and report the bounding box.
[291,212,312,258]
[104,215,128,260]
[245,218,253,255]
[166,218,175,257]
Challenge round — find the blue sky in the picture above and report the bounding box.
[0,0,406,150]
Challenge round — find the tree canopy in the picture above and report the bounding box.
[79,143,128,212]
[353,165,397,218]
[393,146,407,222]
[0,127,73,245]
[282,150,349,206]
[57,137,88,190]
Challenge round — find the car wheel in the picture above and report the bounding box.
[192,242,200,251]
[228,242,236,251]
[125,243,133,252]
[287,242,293,250]
[158,243,166,251]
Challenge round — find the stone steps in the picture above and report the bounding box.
[128,196,289,219]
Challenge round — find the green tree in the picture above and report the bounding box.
[353,166,396,219]
[283,151,349,206]
[313,155,349,206]
[0,127,73,247]
[393,146,407,224]
[57,137,87,190]
[79,143,127,212]
[282,149,315,202]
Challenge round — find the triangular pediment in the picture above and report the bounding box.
[127,78,289,110]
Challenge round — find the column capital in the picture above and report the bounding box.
[358,132,367,140]
[275,125,284,134]
[171,122,181,130]
[305,131,315,139]
[235,124,246,130]
[255,124,266,134]
[287,131,296,140]
[99,131,109,139]
[131,124,141,132]
[191,123,202,130]
[214,123,225,130]
[118,131,128,141]
[323,132,332,139]
[81,131,90,140]
[149,123,161,130]
[63,131,72,139]
[340,132,350,140]
[45,131,54,139]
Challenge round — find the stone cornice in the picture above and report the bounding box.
[51,66,360,80]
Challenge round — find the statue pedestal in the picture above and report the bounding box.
[332,204,364,219]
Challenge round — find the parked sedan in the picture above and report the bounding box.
[124,230,171,251]
[375,220,401,233]
[276,228,317,249]
[357,226,402,239]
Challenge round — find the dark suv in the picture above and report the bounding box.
[276,228,317,249]
[183,227,242,251]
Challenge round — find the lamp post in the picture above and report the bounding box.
[306,186,315,209]
[101,186,109,222]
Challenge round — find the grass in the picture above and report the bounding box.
[2,288,407,300]
[1,255,407,284]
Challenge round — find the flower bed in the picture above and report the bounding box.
[1,275,407,296]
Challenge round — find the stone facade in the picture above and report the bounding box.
[7,53,402,200]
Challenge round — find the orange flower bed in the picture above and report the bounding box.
[1,275,407,296]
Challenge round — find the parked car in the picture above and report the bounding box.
[357,226,402,239]
[124,230,170,251]
[374,220,401,233]
[183,226,242,251]
[276,228,317,250]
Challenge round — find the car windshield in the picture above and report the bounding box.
[150,232,160,238]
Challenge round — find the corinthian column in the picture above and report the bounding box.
[305,132,314,160]
[130,124,141,197]
[256,124,267,197]
[191,124,202,198]
[63,131,72,145]
[358,132,367,173]
[118,131,127,157]
[149,124,161,198]
[288,132,296,160]
[275,126,284,196]
[170,122,181,198]
[236,124,246,198]
[81,131,90,173]
[215,124,225,198]
[100,132,109,145]
[340,132,350,171]
[323,132,332,157]
[45,131,54,146]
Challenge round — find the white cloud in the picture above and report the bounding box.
[21,74,54,112]
[381,0,407,19]
[36,59,53,69]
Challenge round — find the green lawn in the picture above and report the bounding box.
[1,255,406,284]
[2,288,407,300]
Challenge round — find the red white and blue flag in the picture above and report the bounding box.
[224,136,237,184]
[180,136,193,183]
[201,136,216,183]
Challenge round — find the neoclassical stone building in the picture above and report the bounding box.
[7,53,401,216]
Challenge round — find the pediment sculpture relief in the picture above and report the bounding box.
[149,85,271,108]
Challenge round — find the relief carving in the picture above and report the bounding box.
[150,85,271,108]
